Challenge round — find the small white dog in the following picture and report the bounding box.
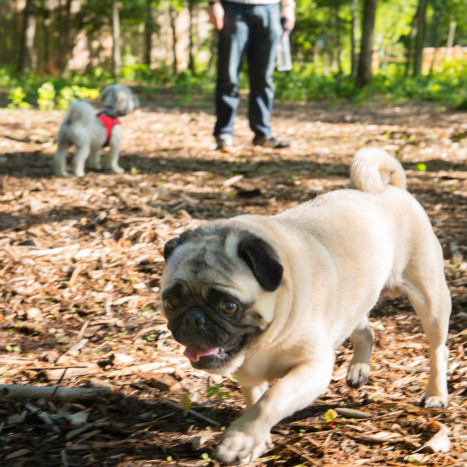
[54,84,139,177]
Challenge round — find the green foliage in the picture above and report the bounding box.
[206,384,231,399]
[0,67,15,88]
[1,55,465,110]
[371,59,467,107]
[273,58,466,107]
[5,75,101,110]
[179,393,191,416]
[121,64,154,82]
[57,85,100,110]
[199,452,212,463]
[37,82,56,110]
[7,87,31,109]
[274,63,355,101]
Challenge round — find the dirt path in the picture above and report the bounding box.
[0,101,466,466]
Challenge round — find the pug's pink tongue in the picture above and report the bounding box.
[184,344,220,362]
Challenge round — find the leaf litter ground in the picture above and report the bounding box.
[0,100,466,466]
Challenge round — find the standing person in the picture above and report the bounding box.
[208,0,296,151]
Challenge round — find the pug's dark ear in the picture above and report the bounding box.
[237,235,283,292]
[163,238,181,261]
[163,230,196,261]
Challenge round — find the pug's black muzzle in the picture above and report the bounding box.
[168,306,258,370]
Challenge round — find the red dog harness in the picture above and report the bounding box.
[97,114,121,147]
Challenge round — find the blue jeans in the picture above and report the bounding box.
[214,1,282,139]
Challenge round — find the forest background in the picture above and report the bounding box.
[0,0,466,109]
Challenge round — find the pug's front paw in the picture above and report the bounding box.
[214,430,272,465]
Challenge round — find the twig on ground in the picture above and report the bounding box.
[335,407,373,419]
[164,399,220,426]
[0,384,111,402]
[25,402,62,434]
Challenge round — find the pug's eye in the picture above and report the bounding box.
[163,296,178,312]
[219,300,238,315]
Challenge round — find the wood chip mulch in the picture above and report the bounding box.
[0,101,466,466]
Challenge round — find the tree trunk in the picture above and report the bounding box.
[169,4,178,75]
[334,2,342,82]
[428,0,442,73]
[412,0,428,77]
[40,0,50,69]
[446,15,456,48]
[144,0,153,66]
[17,0,37,73]
[350,0,358,77]
[57,0,72,72]
[405,12,416,76]
[188,0,195,74]
[111,0,121,77]
[355,0,377,88]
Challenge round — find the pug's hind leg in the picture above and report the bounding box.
[87,150,102,171]
[346,316,374,389]
[402,233,451,409]
[54,133,69,176]
[72,143,91,177]
[406,278,451,408]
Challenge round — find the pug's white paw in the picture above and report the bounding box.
[214,429,272,465]
[346,362,370,388]
[422,394,448,409]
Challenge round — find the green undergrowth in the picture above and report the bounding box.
[0,58,465,110]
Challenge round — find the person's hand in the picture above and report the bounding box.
[281,4,295,32]
[208,2,224,31]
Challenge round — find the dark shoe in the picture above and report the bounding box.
[253,136,291,149]
[216,134,234,153]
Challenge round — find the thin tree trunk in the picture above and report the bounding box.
[111,0,121,77]
[188,0,195,74]
[428,0,442,73]
[57,0,72,72]
[169,4,178,75]
[17,0,37,73]
[144,0,153,66]
[413,0,428,77]
[405,13,416,76]
[334,2,342,83]
[446,15,456,48]
[350,0,359,77]
[40,0,50,68]
[355,0,377,88]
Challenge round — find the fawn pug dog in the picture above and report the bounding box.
[161,148,451,465]
[54,84,139,177]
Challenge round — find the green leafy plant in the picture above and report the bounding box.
[7,87,30,109]
[207,384,231,399]
[57,85,100,109]
[198,452,212,463]
[37,81,56,110]
[179,393,191,415]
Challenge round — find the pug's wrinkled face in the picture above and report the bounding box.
[161,226,283,373]
[161,281,259,371]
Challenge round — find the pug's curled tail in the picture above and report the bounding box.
[349,147,406,194]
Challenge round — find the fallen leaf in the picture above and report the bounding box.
[414,422,452,453]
